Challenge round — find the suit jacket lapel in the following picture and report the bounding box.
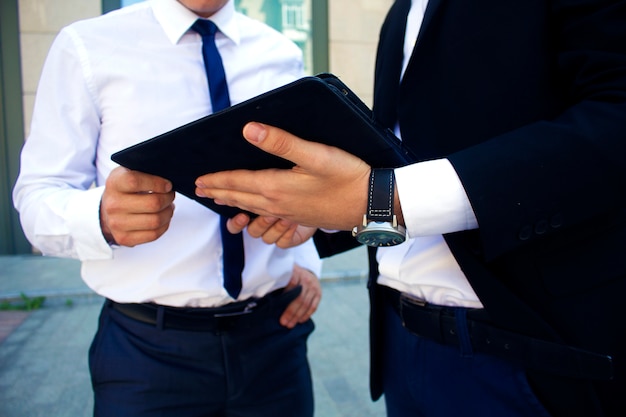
[374,0,445,129]
[402,0,444,80]
[418,0,443,44]
[373,0,412,128]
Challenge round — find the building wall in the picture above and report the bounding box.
[18,0,392,135]
[330,0,392,105]
[18,0,101,137]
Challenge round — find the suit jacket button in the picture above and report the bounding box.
[534,219,548,235]
[518,225,532,241]
[550,213,563,228]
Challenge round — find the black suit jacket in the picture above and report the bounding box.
[317,0,626,416]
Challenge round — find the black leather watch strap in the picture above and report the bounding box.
[367,168,395,223]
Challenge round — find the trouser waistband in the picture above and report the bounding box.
[380,285,613,380]
[107,286,299,332]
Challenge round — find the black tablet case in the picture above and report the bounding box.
[111,73,415,217]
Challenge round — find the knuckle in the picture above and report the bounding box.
[107,195,126,213]
[106,216,123,232]
[146,213,167,230]
[270,132,294,156]
[123,171,141,190]
[147,229,163,242]
[144,197,162,213]
[114,233,133,247]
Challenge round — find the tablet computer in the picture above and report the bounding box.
[111,73,415,217]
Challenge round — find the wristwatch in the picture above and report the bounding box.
[352,168,406,247]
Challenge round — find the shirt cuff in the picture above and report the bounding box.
[394,158,478,237]
[65,186,114,260]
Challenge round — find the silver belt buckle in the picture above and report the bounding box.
[213,301,258,318]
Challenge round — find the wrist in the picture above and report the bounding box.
[352,168,406,247]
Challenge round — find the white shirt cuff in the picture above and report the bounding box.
[65,186,114,260]
[395,158,478,237]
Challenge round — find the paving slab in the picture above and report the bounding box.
[0,280,385,417]
[0,247,385,416]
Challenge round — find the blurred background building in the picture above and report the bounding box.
[0,0,392,254]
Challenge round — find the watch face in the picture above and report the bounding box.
[355,222,406,247]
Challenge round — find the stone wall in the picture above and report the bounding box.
[18,0,393,137]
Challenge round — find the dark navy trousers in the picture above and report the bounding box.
[89,291,314,417]
[381,300,554,417]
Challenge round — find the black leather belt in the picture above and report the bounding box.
[381,285,614,381]
[108,287,298,332]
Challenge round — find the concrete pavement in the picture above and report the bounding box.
[0,247,386,417]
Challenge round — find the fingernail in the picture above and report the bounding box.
[244,122,267,143]
[234,214,249,226]
[194,184,205,197]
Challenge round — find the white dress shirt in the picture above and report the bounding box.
[377,0,484,308]
[13,0,321,307]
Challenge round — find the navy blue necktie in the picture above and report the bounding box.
[192,19,244,299]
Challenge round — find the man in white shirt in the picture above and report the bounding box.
[13,1,321,416]
[194,0,626,416]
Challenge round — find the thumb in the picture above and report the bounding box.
[242,122,325,171]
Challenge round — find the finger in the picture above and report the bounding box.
[275,224,316,249]
[197,169,272,195]
[245,216,280,239]
[113,223,172,247]
[110,167,173,194]
[274,224,298,248]
[279,273,302,327]
[299,292,321,323]
[258,219,297,245]
[279,267,321,328]
[302,273,322,321]
[280,296,305,329]
[195,169,282,214]
[226,213,251,234]
[104,190,175,217]
[205,192,278,219]
[242,122,332,172]
[107,205,174,247]
[280,289,320,328]
[107,208,175,232]
[280,284,316,328]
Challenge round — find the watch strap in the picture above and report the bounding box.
[367,168,395,223]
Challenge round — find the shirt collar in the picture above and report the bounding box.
[152,0,240,45]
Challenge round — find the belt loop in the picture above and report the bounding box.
[427,307,447,344]
[455,308,473,358]
[156,305,165,330]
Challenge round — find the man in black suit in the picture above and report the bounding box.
[195,0,626,415]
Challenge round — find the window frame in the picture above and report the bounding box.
[0,0,30,254]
